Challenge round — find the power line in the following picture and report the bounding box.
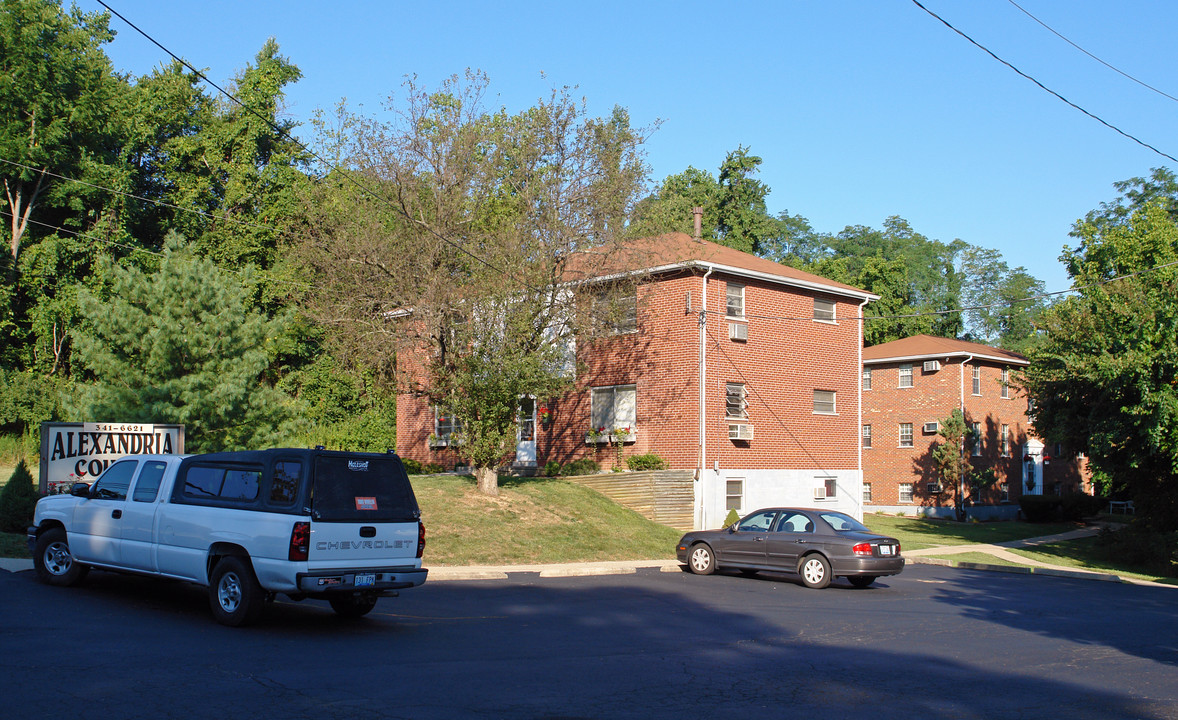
[695,256,1178,325]
[94,0,520,285]
[0,157,276,233]
[1007,0,1178,105]
[911,0,1178,164]
[0,209,313,290]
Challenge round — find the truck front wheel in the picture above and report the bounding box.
[33,528,89,587]
[208,557,265,627]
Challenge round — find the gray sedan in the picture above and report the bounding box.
[675,508,904,588]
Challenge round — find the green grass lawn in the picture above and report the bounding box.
[862,513,1080,551]
[0,473,684,566]
[1008,536,1176,585]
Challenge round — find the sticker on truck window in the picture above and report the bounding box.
[355,497,378,511]
[348,460,369,471]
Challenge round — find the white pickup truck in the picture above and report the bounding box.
[27,448,427,626]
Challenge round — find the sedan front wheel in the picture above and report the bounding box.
[688,544,716,575]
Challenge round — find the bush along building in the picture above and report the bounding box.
[861,335,1090,520]
[396,230,878,530]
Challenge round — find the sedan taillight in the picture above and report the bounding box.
[852,542,874,557]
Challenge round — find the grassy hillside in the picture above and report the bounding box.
[1,473,685,565]
[414,474,682,565]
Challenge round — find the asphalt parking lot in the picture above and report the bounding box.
[3,561,1176,720]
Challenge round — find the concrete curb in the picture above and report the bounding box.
[908,556,1123,583]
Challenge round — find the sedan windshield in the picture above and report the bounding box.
[819,512,871,533]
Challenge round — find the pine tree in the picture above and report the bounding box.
[70,233,298,451]
[0,459,39,533]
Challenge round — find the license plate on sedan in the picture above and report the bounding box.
[879,544,894,556]
[355,573,376,587]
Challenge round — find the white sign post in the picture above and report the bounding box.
[38,422,186,494]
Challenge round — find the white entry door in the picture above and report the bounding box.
[516,397,537,467]
[1023,439,1044,495]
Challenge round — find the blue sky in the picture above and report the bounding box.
[84,0,1178,295]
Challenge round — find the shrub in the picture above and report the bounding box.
[423,462,445,474]
[722,508,741,528]
[626,453,669,471]
[401,458,423,475]
[561,459,600,476]
[0,460,40,533]
[543,460,563,477]
[1019,495,1063,522]
[1060,492,1104,521]
[1095,525,1178,576]
[1017,494,1064,523]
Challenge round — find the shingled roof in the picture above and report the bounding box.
[564,232,876,300]
[862,334,1029,366]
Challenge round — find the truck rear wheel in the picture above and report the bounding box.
[33,528,89,587]
[208,557,265,627]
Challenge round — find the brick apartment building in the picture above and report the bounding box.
[861,335,1088,519]
[396,232,877,529]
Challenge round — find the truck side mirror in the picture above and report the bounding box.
[70,482,91,497]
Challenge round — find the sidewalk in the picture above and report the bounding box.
[4,526,1170,587]
[903,524,1170,587]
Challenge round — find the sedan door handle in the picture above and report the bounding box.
[754,537,766,542]
[111,509,122,519]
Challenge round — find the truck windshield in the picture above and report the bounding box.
[310,455,419,522]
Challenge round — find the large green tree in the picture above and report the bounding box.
[299,72,650,495]
[1023,184,1178,531]
[70,234,298,451]
[959,245,1049,353]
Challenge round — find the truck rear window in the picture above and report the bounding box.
[310,456,419,522]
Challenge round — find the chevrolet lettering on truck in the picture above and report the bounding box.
[27,448,427,626]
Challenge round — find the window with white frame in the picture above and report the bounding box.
[899,363,913,388]
[899,423,914,448]
[1001,367,1010,399]
[726,283,745,319]
[592,284,637,334]
[972,365,982,395]
[432,407,463,446]
[1001,482,1009,502]
[726,478,744,511]
[726,382,748,419]
[970,421,981,456]
[591,385,637,433]
[813,390,836,415]
[1000,424,1010,457]
[862,483,872,503]
[813,298,836,322]
[862,424,872,449]
[823,477,837,498]
[862,367,872,391]
[899,482,914,503]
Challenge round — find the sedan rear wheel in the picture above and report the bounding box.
[799,554,831,589]
[688,544,716,575]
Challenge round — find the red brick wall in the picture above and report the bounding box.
[861,358,1086,509]
[396,267,865,476]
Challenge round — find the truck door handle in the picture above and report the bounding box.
[112,510,122,519]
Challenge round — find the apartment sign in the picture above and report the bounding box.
[38,422,185,493]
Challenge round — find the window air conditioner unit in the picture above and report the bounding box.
[923,360,941,372]
[728,423,754,441]
[923,421,940,434]
[812,486,827,500]
[728,322,748,341]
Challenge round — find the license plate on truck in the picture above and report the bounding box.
[355,573,376,587]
